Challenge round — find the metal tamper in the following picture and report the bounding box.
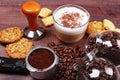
[21,1,44,40]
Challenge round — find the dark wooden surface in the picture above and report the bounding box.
[0,0,120,80]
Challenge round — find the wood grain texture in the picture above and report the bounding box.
[0,0,120,80]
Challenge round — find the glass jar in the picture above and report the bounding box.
[74,54,119,80]
[85,31,120,66]
[74,31,120,80]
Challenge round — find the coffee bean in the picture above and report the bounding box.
[77,57,118,80]
[87,31,120,66]
[48,42,86,80]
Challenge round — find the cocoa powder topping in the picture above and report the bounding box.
[60,12,83,28]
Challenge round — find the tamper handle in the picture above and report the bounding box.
[22,1,41,31]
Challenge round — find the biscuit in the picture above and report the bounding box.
[41,16,54,27]
[114,28,120,33]
[0,27,24,43]
[103,19,116,30]
[6,38,33,59]
[39,8,52,18]
[86,21,105,34]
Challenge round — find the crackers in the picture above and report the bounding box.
[39,8,52,18]
[86,19,120,35]
[0,27,24,43]
[41,16,54,27]
[39,7,53,27]
[6,38,33,59]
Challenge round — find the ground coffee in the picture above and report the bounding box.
[28,48,54,69]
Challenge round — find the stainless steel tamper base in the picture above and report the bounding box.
[24,27,45,40]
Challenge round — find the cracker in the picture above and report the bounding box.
[103,19,116,30]
[6,38,33,59]
[0,27,24,43]
[86,21,105,34]
[39,8,52,18]
[41,16,54,27]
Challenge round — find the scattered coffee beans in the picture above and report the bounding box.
[48,42,86,80]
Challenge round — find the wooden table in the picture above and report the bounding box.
[0,0,120,80]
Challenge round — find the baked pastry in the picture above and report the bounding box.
[103,19,116,30]
[86,21,105,34]
[86,19,120,35]
[0,27,24,43]
[6,38,33,59]
[114,28,120,33]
